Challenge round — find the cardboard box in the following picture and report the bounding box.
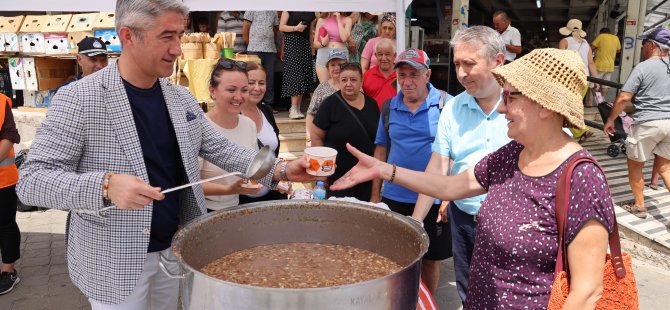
[22,58,38,90]
[19,16,48,54]
[42,14,72,33]
[94,12,115,30]
[67,13,98,33]
[68,13,97,54]
[23,90,36,107]
[0,16,24,52]
[94,29,121,52]
[22,57,76,91]
[8,58,26,90]
[35,90,57,108]
[45,33,70,55]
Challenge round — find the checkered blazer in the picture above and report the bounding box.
[16,61,275,305]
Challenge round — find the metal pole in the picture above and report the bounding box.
[397,0,406,54]
[634,0,648,66]
[619,0,642,83]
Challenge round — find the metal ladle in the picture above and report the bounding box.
[97,146,276,214]
[161,146,276,194]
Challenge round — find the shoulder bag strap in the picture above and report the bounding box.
[334,92,373,145]
[554,154,626,279]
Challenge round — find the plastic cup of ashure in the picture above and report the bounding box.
[240,179,262,189]
[304,147,338,176]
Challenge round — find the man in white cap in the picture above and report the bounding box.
[605,27,670,219]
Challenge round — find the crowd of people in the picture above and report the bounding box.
[1,0,668,309]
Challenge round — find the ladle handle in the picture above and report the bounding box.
[161,171,243,194]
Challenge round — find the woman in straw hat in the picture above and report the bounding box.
[331,49,615,309]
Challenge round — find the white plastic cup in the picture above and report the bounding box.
[304,147,338,176]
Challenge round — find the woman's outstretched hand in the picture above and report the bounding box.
[330,143,390,191]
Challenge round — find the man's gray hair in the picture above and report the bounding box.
[492,10,509,20]
[115,0,189,35]
[375,38,396,53]
[450,26,505,61]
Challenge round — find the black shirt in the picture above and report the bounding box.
[286,11,316,38]
[313,91,379,201]
[123,79,185,252]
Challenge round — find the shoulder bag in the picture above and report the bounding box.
[547,154,639,309]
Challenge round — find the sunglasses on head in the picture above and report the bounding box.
[502,90,523,106]
[339,62,361,69]
[217,58,247,70]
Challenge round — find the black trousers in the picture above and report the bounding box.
[0,185,20,264]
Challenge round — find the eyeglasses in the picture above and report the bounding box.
[502,90,523,106]
[217,58,247,70]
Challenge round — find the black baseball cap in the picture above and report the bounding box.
[78,37,108,57]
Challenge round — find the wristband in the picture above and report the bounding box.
[102,172,113,201]
[280,160,289,182]
[389,164,397,183]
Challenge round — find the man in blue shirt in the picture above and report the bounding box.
[412,26,511,304]
[372,48,453,295]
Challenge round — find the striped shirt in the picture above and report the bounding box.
[217,11,246,53]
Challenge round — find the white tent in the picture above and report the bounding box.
[3,0,413,53]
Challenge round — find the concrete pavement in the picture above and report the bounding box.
[3,208,670,310]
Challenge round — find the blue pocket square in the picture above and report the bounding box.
[186,111,196,122]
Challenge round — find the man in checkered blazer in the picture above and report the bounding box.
[16,1,312,309]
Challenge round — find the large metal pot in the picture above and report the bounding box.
[166,200,429,310]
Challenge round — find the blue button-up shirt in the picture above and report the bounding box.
[375,83,453,203]
[432,91,510,215]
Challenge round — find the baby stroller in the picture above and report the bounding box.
[596,99,629,157]
[588,76,630,157]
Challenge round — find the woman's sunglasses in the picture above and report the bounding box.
[217,59,247,70]
[502,90,523,106]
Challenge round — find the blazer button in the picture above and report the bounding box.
[142,228,150,234]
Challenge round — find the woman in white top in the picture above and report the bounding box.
[559,19,599,106]
[240,61,287,203]
[199,59,262,212]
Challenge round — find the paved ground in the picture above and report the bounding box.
[1,208,669,309]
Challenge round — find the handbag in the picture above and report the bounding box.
[547,155,639,309]
[333,92,374,145]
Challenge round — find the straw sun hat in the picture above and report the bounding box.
[491,48,588,129]
[559,19,587,38]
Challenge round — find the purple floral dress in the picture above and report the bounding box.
[466,141,615,309]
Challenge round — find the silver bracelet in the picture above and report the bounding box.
[280,160,289,182]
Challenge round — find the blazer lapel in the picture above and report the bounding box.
[160,79,199,184]
[100,62,149,182]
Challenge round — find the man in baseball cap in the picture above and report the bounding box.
[605,27,670,219]
[372,47,453,295]
[76,37,109,77]
[393,47,430,70]
[57,37,109,92]
[56,37,109,92]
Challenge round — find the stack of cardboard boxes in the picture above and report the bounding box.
[1,12,122,107]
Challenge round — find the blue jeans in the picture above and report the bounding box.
[248,51,276,106]
[448,202,477,303]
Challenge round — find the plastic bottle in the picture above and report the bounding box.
[313,181,326,200]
